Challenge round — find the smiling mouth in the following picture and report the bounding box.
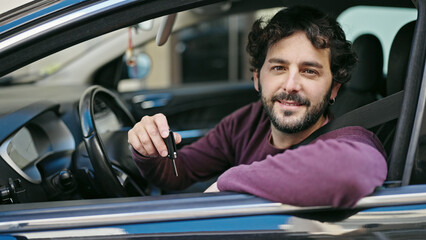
[279,100,303,106]
[276,100,305,108]
[271,92,310,108]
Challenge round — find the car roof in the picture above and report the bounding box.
[0,0,92,34]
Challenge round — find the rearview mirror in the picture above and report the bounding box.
[156,14,177,46]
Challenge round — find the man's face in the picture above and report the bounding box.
[254,31,340,134]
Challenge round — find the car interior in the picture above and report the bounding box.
[0,0,425,226]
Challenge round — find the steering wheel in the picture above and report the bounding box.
[79,85,147,197]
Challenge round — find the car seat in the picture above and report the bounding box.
[375,21,416,157]
[386,21,416,96]
[330,34,383,118]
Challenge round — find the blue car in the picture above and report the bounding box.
[0,0,425,239]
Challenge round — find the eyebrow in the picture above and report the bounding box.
[268,58,324,69]
[268,58,289,64]
[301,61,323,69]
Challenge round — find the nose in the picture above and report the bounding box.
[282,69,301,92]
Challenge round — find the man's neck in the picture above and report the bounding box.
[270,115,327,149]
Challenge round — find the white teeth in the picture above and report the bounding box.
[276,100,301,106]
[284,102,298,106]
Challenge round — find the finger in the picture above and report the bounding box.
[128,128,140,150]
[128,128,150,156]
[153,113,171,138]
[152,114,180,144]
[141,115,168,157]
[145,127,169,157]
[138,128,160,157]
[134,121,161,157]
[173,132,182,144]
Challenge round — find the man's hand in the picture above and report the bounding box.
[128,113,181,157]
[204,182,220,193]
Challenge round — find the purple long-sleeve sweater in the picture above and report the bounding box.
[132,101,388,207]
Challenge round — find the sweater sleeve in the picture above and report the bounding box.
[132,114,236,191]
[216,132,388,208]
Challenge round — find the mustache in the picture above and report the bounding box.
[271,92,311,106]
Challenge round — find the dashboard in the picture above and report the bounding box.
[0,111,75,184]
[0,85,86,202]
[0,84,140,203]
[0,100,79,203]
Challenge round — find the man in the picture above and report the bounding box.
[128,6,387,207]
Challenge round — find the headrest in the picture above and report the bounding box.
[387,21,416,96]
[346,34,383,92]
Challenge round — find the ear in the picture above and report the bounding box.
[253,70,260,92]
[331,82,341,99]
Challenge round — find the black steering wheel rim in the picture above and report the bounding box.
[79,85,136,198]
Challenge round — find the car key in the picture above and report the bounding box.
[163,130,178,176]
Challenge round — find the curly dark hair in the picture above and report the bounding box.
[246,6,357,84]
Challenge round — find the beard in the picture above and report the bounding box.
[259,82,332,134]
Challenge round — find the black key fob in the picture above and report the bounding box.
[163,130,178,176]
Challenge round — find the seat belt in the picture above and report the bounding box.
[294,90,404,147]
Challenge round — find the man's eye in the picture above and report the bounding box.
[303,69,318,75]
[272,66,285,71]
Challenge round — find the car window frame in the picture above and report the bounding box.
[0,0,425,237]
[1,186,426,235]
[387,1,426,183]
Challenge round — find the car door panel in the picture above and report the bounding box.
[121,82,258,144]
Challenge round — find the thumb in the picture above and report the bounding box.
[174,132,182,144]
